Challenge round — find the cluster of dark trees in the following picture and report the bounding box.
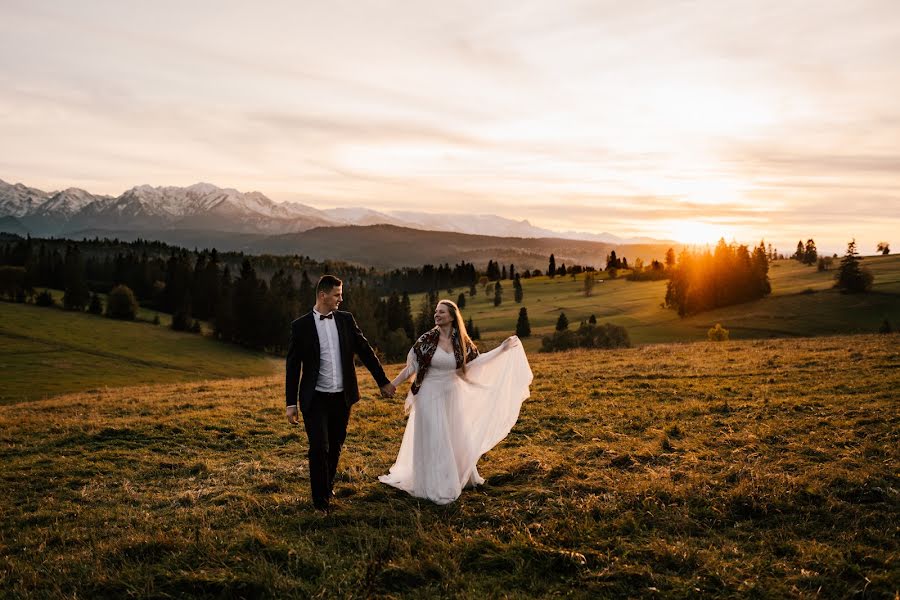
[540,311,630,352]
[625,258,668,281]
[793,239,819,265]
[0,236,459,359]
[546,253,596,278]
[664,240,771,316]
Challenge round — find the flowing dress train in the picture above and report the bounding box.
[378,341,532,504]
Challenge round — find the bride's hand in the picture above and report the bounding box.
[501,335,520,350]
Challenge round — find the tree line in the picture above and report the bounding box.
[664,240,772,316]
[0,235,529,360]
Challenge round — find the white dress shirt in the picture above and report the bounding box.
[313,308,344,392]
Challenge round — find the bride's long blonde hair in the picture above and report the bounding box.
[438,299,475,373]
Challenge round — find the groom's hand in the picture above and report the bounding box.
[286,405,300,425]
[380,383,396,398]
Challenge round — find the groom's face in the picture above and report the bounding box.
[319,284,343,313]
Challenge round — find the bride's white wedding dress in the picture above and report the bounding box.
[378,340,533,504]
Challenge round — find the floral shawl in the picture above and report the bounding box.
[410,327,479,395]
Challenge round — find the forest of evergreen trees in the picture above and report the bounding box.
[0,235,523,360]
[664,239,771,316]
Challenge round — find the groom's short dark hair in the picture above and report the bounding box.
[316,274,342,295]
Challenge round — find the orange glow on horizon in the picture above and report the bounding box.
[662,220,737,246]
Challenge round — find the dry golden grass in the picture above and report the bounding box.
[1,334,898,598]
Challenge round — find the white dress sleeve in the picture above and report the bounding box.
[391,348,418,388]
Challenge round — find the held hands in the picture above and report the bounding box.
[380,382,396,398]
[285,405,300,426]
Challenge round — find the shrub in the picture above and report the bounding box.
[105,285,139,320]
[576,322,630,349]
[88,293,103,315]
[540,329,579,352]
[171,310,191,331]
[708,323,729,341]
[541,322,630,352]
[35,290,55,307]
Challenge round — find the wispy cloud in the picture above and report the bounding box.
[1,0,898,252]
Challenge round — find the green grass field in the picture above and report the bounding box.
[420,254,900,351]
[0,301,274,404]
[32,287,207,330]
[1,334,896,597]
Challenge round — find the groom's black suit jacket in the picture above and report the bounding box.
[285,310,390,413]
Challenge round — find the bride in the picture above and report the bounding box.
[378,299,533,504]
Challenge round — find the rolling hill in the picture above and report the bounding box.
[0,301,274,404]
[415,254,900,350]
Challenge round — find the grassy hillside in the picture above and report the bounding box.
[33,287,197,329]
[425,254,900,351]
[0,301,274,404]
[1,334,896,597]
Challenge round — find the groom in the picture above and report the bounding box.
[285,274,395,511]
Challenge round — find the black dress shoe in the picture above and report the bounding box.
[313,498,330,512]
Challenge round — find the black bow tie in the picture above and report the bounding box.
[319,313,334,320]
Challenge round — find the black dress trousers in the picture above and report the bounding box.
[301,390,351,506]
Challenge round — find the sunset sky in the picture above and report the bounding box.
[1,0,899,253]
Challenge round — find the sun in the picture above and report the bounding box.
[664,220,734,245]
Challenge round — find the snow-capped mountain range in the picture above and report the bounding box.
[0,178,663,244]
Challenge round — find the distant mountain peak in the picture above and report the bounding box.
[0,178,674,246]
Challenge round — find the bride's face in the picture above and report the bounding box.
[433,304,453,327]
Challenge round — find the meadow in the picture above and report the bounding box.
[0,301,274,404]
[431,254,900,351]
[1,333,897,598]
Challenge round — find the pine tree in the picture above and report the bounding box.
[399,292,414,340]
[515,307,531,338]
[804,239,818,265]
[513,274,523,303]
[606,251,619,271]
[298,270,314,310]
[548,254,556,278]
[556,312,569,331]
[665,247,676,270]
[456,292,466,309]
[62,244,90,311]
[493,280,503,306]
[466,317,481,340]
[415,290,438,336]
[835,239,874,293]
